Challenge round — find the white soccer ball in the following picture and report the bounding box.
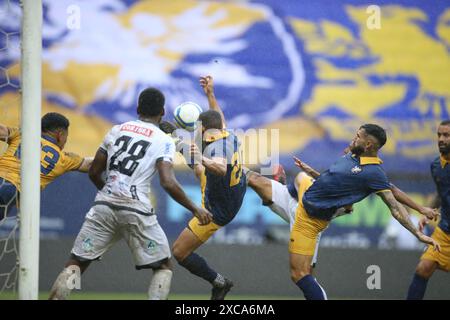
[173,101,203,132]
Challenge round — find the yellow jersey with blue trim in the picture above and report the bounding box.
[0,127,84,191]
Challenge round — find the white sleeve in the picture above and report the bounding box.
[100,125,120,152]
[155,137,175,163]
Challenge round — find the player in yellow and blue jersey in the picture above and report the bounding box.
[289,124,440,300]
[169,76,246,300]
[407,120,450,299]
[0,113,92,214]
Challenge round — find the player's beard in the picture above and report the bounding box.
[439,142,450,156]
[349,144,364,156]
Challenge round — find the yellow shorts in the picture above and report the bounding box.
[188,217,222,243]
[421,226,450,272]
[289,174,330,256]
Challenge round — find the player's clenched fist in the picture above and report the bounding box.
[199,75,214,95]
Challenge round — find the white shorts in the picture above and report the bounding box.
[268,180,298,228]
[268,179,321,266]
[71,202,171,269]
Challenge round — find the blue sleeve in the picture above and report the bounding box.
[367,166,391,192]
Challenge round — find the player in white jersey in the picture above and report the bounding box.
[49,88,212,300]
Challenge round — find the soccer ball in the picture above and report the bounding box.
[173,101,203,132]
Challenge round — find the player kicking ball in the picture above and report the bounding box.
[49,88,211,300]
[245,157,437,273]
[288,124,440,300]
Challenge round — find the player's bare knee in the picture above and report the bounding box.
[415,260,436,279]
[172,243,188,262]
[159,258,173,271]
[290,265,310,283]
[67,255,91,274]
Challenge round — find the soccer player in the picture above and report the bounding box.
[291,156,438,220]
[0,113,92,214]
[49,88,212,300]
[246,161,437,271]
[407,120,450,300]
[170,76,246,300]
[289,124,440,300]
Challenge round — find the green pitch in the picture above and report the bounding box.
[0,291,299,300]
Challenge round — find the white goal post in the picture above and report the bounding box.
[18,0,42,300]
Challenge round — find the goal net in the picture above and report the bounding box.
[0,0,42,300]
[0,0,22,298]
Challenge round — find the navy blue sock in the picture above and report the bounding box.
[178,253,218,284]
[296,275,327,300]
[406,274,428,300]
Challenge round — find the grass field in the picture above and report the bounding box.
[0,291,299,300]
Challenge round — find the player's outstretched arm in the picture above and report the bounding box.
[190,143,226,176]
[293,156,320,179]
[193,163,205,180]
[77,157,94,173]
[89,149,107,190]
[199,75,226,128]
[377,190,441,251]
[157,160,213,225]
[390,184,439,220]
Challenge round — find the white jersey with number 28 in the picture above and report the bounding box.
[95,120,175,218]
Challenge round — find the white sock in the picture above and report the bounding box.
[148,269,173,300]
[49,268,76,300]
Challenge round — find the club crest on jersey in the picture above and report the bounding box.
[351,166,362,174]
[82,238,94,252]
[147,240,158,253]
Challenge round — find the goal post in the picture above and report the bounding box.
[18,0,42,300]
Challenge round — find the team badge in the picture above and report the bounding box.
[351,166,362,174]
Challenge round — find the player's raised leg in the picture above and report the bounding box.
[172,221,233,300]
[246,169,274,205]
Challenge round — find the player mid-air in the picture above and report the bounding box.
[49,88,212,300]
[407,120,450,300]
[0,113,92,214]
[288,124,440,300]
[162,75,246,300]
[245,157,438,271]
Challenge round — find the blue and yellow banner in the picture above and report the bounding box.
[0,0,448,247]
[1,0,449,173]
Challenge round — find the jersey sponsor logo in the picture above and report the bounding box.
[351,166,362,174]
[120,124,153,137]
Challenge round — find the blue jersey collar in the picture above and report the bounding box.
[41,134,58,145]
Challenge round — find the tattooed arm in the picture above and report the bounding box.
[377,190,440,251]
